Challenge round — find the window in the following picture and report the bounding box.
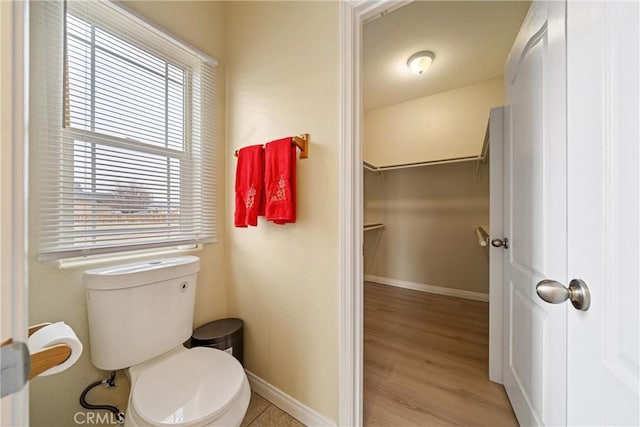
[32,1,217,261]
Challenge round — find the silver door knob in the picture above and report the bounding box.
[535,279,590,311]
[491,237,509,249]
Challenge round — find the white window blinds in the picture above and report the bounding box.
[32,0,217,261]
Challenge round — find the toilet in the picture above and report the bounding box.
[84,256,250,427]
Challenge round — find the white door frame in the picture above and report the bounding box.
[488,107,504,384]
[338,1,503,424]
[0,0,29,424]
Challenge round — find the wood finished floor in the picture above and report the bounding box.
[364,282,518,427]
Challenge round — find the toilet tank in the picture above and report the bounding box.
[84,256,200,371]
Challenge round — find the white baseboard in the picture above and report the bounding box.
[245,370,336,427]
[364,274,489,302]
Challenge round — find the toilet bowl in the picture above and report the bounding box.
[125,347,250,427]
[84,257,250,427]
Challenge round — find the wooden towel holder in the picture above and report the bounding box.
[234,133,309,159]
[1,323,72,380]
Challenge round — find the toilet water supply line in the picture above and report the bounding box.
[79,371,125,424]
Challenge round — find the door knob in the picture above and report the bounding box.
[535,279,590,311]
[491,237,509,249]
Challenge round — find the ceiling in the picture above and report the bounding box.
[363,1,530,111]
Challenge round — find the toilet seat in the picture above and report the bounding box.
[131,347,246,426]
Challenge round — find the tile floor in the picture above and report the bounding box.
[241,392,305,427]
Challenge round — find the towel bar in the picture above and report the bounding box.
[234,133,309,159]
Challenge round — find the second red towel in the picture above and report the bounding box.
[265,137,296,225]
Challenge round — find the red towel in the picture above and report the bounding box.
[265,137,296,225]
[234,144,265,227]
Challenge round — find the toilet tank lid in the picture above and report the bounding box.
[84,256,200,290]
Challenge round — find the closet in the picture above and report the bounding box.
[361,1,529,425]
[363,132,491,299]
[362,34,503,301]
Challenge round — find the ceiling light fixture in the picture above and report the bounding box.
[407,51,435,75]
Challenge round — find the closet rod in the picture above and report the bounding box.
[475,226,489,247]
[364,223,385,231]
[234,133,309,159]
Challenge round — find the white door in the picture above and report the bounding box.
[566,1,639,424]
[501,1,568,425]
[500,1,640,425]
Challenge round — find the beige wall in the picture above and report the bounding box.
[29,1,339,424]
[224,1,339,422]
[364,161,490,294]
[28,3,227,426]
[364,78,503,166]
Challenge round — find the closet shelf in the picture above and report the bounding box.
[364,223,385,231]
[474,121,490,178]
[363,155,479,172]
[363,161,378,172]
[365,117,492,173]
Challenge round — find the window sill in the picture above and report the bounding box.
[55,244,204,270]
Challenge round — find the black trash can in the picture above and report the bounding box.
[190,318,244,366]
